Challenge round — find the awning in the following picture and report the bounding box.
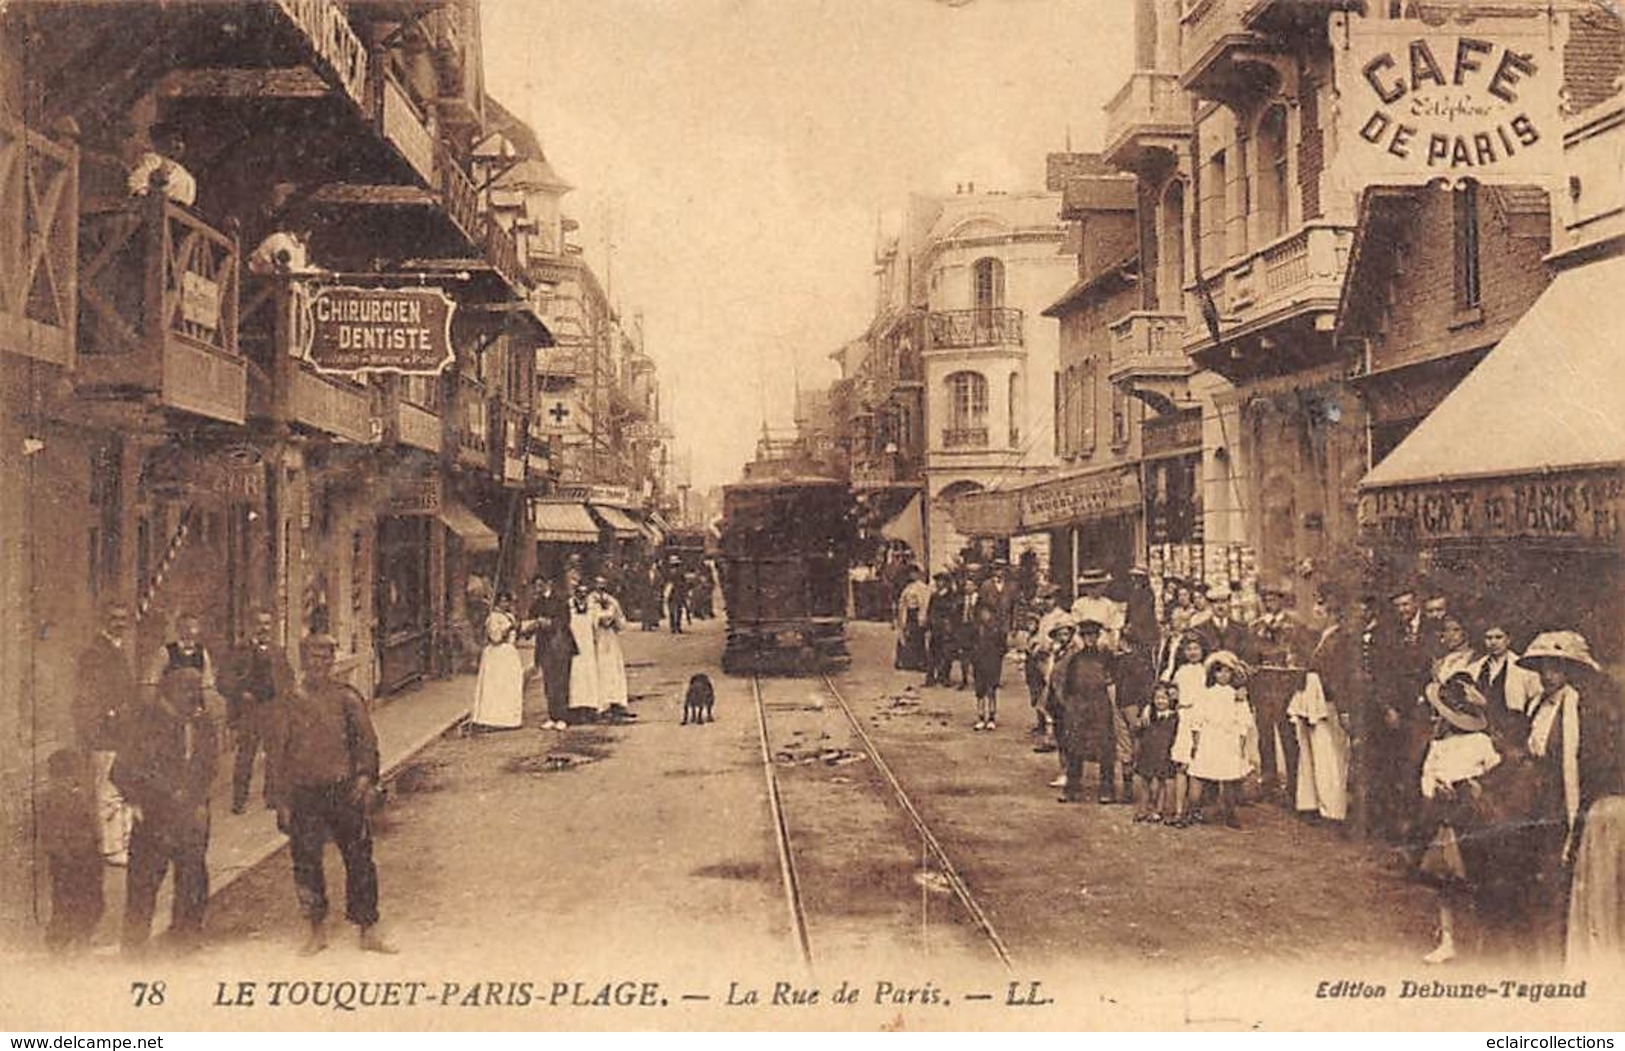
[532,501,600,544]
[1360,257,1625,491]
[438,500,499,553]
[589,503,642,540]
[638,513,665,546]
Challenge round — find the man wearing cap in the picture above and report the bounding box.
[1070,569,1124,652]
[1248,581,1303,803]
[977,561,1018,640]
[267,634,394,955]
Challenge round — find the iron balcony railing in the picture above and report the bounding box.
[927,307,1023,349]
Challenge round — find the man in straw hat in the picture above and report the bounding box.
[1070,568,1124,652]
[1248,579,1304,804]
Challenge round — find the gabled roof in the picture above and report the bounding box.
[1041,252,1139,317]
[1061,175,1136,220]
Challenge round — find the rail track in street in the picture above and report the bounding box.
[750,671,1013,975]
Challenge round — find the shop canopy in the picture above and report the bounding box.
[1360,257,1625,491]
[532,501,600,544]
[589,503,643,540]
[438,501,499,554]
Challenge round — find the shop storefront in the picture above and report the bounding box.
[1022,465,1142,603]
[375,458,443,693]
[1359,258,1625,665]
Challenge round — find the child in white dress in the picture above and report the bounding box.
[1186,651,1254,829]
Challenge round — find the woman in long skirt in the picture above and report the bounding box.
[591,577,633,720]
[469,591,526,731]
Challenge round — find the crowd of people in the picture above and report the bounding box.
[51,604,392,957]
[896,562,1623,966]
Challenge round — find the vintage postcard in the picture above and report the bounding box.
[1,0,1623,1035]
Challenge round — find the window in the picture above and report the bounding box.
[1007,373,1021,448]
[1257,105,1291,242]
[1453,181,1481,311]
[1206,148,1228,266]
[1111,383,1129,448]
[945,370,989,447]
[1076,358,1098,455]
[972,258,1004,310]
[1159,180,1187,313]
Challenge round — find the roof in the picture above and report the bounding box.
[1041,252,1139,317]
[1061,175,1137,220]
[1359,255,1625,490]
[531,501,600,543]
[498,158,573,194]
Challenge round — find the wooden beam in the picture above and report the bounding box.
[308,184,438,208]
[159,67,334,101]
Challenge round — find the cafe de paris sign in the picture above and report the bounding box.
[302,285,456,375]
[1331,11,1564,188]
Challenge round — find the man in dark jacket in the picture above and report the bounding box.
[529,574,576,731]
[221,609,296,814]
[111,661,219,954]
[74,600,137,865]
[1052,620,1116,804]
[951,575,980,689]
[267,633,394,955]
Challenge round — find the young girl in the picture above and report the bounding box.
[970,603,1005,731]
[1167,632,1210,825]
[1134,681,1180,823]
[1186,650,1253,829]
[1415,672,1501,964]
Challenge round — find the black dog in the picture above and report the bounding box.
[681,673,715,725]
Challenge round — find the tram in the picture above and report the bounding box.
[718,476,853,675]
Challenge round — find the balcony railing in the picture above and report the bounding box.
[456,375,490,467]
[1,117,77,367]
[485,221,522,290]
[77,188,244,424]
[1108,311,1192,381]
[1180,0,1269,102]
[927,307,1023,349]
[941,426,989,449]
[1103,71,1191,170]
[437,141,483,247]
[241,279,376,444]
[1183,223,1353,354]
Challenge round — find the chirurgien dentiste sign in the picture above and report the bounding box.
[303,286,456,375]
[1333,11,1564,185]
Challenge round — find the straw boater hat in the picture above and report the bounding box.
[1207,583,1234,602]
[1204,650,1250,680]
[1047,612,1079,638]
[1076,568,1113,589]
[1519,631,1601,673]
[1426,672,1490,734]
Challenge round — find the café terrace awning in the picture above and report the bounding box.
[438,500,499,553]
[1360,257,1625,492]
[532,501,600,544]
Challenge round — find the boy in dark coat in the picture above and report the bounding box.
[969,604,1006,731]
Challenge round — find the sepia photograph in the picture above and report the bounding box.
[0,0,1622,1035]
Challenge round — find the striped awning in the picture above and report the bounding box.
[438,500,498,553]
[589,503,641,540]
[532,501,599,543]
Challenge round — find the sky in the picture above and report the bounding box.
[480,0,1135,488]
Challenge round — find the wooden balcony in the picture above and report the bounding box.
[926,308,1023,350]
[1103,71,1191,173]
[395,375,442,453]
[0,116,77,368]
[437,141,484,248]
[76,190,244,424]
[377,69,436,184]
[1183,222,1353,357]
[241,279,377,444]
[1108,311,1194,381]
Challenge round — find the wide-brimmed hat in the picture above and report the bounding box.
[1128,563,1150,578]
[1259,579,1292,597]
[1076,568,1113,588]
[1207,583,1233,601]
[1204,650,1250,680]
[1520,630,1601,673]
[1426,672,1490,733]
[1047,613,1079,637]
[1074,617,1105,633]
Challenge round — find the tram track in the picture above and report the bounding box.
[750,671,1013,974]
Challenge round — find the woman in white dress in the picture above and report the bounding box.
[469,591,526,731]
[590,577,634,721]
[567,582,602,723]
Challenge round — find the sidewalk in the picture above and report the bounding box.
[100,671,474,947]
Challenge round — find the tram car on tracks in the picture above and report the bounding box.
[719,476,853,675]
